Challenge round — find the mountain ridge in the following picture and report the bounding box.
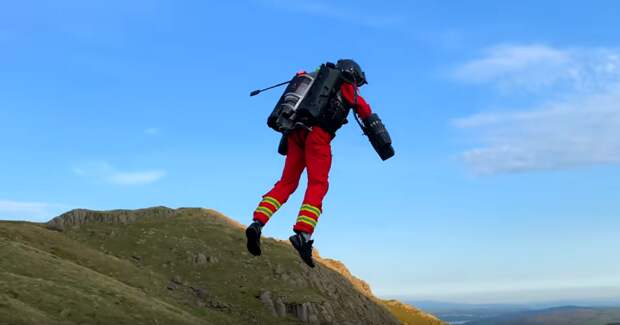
[0,206,444,325]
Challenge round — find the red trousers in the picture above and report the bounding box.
[253,127,332,234]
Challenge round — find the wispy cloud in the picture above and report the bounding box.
[74,161,166,185]
[453,44,620,174]
[453,44,620,92]
[255,0,401,28]
[455,87,620,174]
[0,200,69,221]
[107,170,166,185]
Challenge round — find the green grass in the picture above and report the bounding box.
[0,222,231,325]
[0,207,444,325]
[381,300,446,325]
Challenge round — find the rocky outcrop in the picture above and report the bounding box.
[46,206,245,231]
[254,260,400,324]
[46,206,177,231]
[258,290,367,325]
[320,258,374,297]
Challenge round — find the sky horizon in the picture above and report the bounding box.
[391,286,620,305]
[2,0,619,304]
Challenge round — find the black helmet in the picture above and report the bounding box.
[336,59,367,86]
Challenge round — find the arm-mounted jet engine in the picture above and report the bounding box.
[362,113,395,161]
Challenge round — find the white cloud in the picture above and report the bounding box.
[74,161,165,185]
[453,44,620,174]
[0,200,68,221]
[107,170,166,186]
[453,44,620,92]
[457,87,620,174]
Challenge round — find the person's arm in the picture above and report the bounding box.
[340,83,372,120]
[341,83,394,160]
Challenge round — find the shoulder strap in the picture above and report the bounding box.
[351,81,367,135]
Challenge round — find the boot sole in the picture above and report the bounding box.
[246,226,261,256]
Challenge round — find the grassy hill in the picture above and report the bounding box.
[382,300,445,325]
[0,207,445,325]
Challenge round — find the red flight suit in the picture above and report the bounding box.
[253,83,372,234]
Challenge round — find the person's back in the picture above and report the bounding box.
[246,59,394,267]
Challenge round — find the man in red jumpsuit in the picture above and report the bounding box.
[246,60,375,268]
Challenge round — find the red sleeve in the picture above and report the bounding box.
[340,83,372,120]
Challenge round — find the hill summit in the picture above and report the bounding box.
[1,207,444,325]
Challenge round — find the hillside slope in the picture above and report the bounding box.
[382,300,445,325]
[0,207,444,324]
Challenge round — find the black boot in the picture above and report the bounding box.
[289,232,315,268]
[245,222,262,256]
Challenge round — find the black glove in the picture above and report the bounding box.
[363,113,395,161]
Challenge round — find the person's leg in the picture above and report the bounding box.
[293,127,332,235]
[253,129,307,226]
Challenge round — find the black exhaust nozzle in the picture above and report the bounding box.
[249,80,291,97]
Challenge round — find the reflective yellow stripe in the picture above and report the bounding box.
[255,206,273,218]
[300,207,320,218]
[297,216,317,226]
[301,204,321,216]
[262,196,281,209]
[255,210,271,219]
[301,204,321,214]
[297,219,316,228]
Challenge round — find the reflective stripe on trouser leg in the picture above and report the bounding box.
[253,196,282,225]
[294,203,321,234]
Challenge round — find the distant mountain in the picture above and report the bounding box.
[466,305,620,325]
[407,298,620,324]
[406,301,531,324]
[407,301,528,311]
[0,207,445,325]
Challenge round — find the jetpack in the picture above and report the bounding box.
[262,63,343,134]
[249,63,395,161]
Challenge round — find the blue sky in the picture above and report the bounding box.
[1,0,620,303]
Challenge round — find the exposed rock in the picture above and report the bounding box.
[207,298,231,310]
[274,297,286,317]
[320,258,374,297]
[257,292,358,324]
[193,253,207,265]
[191,286,208,300]
[46,207,176,231]
[291,302,309,322]
[259,291,276,316]
[171,275,183,285]
[308,314,319,325]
